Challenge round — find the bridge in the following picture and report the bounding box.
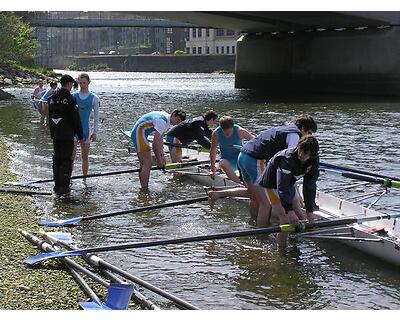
[138,11,400,96]
[31,11,400,96]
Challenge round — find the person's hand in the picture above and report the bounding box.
[90,133,97,142]
[287,211,299,225]
[306,212,315,224]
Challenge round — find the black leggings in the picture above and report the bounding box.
[52,139,74,191]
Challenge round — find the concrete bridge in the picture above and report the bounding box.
[141,11,400,96]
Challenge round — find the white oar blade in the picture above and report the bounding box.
[4,181,33,187]
[46,232,74,244]
[38,217,83,227]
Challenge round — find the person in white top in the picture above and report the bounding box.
[71,73,100,176]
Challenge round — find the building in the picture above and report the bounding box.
[185,28,240,55]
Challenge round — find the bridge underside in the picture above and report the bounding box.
[144,11,400,96]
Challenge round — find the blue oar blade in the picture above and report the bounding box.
[106,283,134,310]
[24,250,85,265]
[79,301,110,310]
[38,216,83,227]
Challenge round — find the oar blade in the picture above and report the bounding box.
[79,301,110,310]
[24,250,85,265]
[4,181,34,187]
[46,232,74,244]
[38,216,83,227]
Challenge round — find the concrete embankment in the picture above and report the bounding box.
[73,54,235,73]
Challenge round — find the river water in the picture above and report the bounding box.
[0,71,399,309]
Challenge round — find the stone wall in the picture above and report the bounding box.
[74,55,235,73]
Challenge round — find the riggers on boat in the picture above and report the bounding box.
[174,149,400,267]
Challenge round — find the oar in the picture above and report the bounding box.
[5,159,210,187]
[39,195,209,227]
[320,161,400,182]
[42,231,197,310]
[0,188,52,196]
[320,167,400,189]
[25,212,400,265]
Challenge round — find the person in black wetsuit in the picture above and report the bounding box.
[165,110,218,162]
[48,74,83,195]
[258,135,320,247]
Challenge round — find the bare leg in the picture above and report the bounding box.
[274,204,290,249]
[219,159,241,183]
[71,140,78,175]
[137,151,152,190]
[253,186,271,227]
[293,198,306,220]
[80,141,90,176]
[208,187,248,210]
[169,150,182,163]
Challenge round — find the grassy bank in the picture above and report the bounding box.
[0,139,100,309]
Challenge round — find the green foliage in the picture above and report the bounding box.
[174,50,186,55]
[88,63,110,71]
[0,12,38,64]
[17,62,59,77]
[68,61,78,71]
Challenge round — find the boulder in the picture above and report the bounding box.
[0,89,14,100]
[3,78,13,85]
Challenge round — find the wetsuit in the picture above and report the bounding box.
[166,116,212,154]
[131,111,170,152]
[238,124,302,184]
[48,88,83,194]
[72,91,100,143]
[258,147,319,213]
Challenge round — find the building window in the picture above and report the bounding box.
[186,47,190,54]
[198,28,202,38]
[216,29,224,36]
[198,47,202,54]
[192,47,197,54]
[216,46,219,54]
[226,46,230,54]
[221,46,224,54]
[192,28,196,38]
[226,30,235,36]
[206,46,210,54]
[232,46,235,54]
[206,29,210,37]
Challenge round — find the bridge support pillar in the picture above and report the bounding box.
[235,28,400,96]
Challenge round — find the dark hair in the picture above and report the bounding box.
[73,80,78,88]
[204,110,218,121]
[60,74,74,87]
[219,116,234,130]
[171,108,187,121]
[297,135,319,158]
[295,113,317,133]
[50,81,58,89]
[78,73,90,82]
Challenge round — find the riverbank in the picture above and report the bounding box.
[0,139,101,309]
[0,63,60,100]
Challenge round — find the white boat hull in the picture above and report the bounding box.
[175,150,400,266]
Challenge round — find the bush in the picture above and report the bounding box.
[68,61,78,71]
[174,50,186,55]
[0,13,38,64]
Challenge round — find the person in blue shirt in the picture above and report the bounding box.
[131,109,187,190]
[71,73,100,177]
[38,81,58,126]
[209,116,254,184]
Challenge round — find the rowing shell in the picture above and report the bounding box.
[175,149,400,266]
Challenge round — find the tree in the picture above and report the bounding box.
[0,12,38,65]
